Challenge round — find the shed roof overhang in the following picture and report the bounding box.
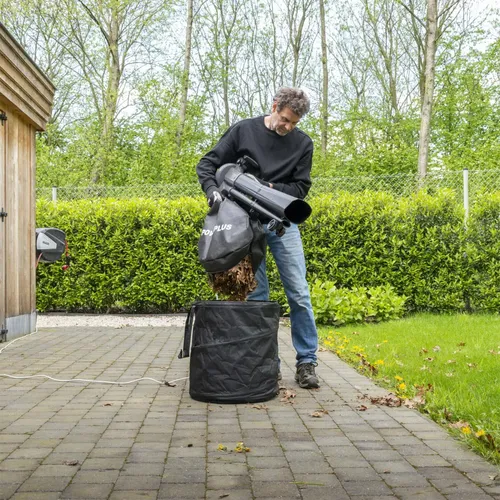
[0,22,55,131]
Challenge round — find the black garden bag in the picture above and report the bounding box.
[178,300,280,403]
[198,198,265,273]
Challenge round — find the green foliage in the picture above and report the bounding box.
[303,190,468,313]
[36,78,211,188]
[311,281,406,326]
[36,190,499,314]
[466,192,500,311]
[127,77,211,184]
[433,42,500,171]
[302,108,420,177]
[36,197,215,312]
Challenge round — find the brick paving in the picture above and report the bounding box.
[0,324,498,499]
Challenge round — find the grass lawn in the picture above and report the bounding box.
[317,313,500,464]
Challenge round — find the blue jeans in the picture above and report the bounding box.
[247,223,318,366]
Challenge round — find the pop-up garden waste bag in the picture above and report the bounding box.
[178,300,280,403]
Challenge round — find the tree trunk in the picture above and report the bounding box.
[176,0,194,152]
[417,0,437,180]
[96,9,121,183]
[319,0,328,155]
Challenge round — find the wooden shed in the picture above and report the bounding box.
[0,22,55,340]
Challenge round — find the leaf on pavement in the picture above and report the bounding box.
[310,409,329,418]
[234,442,250,453]
[280,388,296,403]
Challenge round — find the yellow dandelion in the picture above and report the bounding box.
[395,376,403,381]
[398,383,406,391]
[374,360,385,365]
[475,429,486,438]
[383,340,388,343]
[461,426,472,435]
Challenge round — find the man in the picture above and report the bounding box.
[196,87,319,389]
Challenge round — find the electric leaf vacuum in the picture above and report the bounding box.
[179,157,312,403]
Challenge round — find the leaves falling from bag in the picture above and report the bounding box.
[209,254,257,301]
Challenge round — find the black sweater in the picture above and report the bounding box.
[196,116,314,200]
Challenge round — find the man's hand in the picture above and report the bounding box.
[206,188,224,214]
[208,189,223,208]
[258,178,273,189]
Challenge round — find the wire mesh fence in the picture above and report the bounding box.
[36,182,203,201]
[36,169,500,212]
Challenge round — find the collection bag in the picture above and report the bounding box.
[198,198,265,273]
[178,300,280,403]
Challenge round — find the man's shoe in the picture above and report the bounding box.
[295,363,320,389]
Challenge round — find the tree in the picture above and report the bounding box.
[397,0,465,177]
[285,0,316,87]
[176,0,195,154]
[194,0,249,129]
[0,0,84,126]
[433,39,500,170]
[64,0,171,182]
[417,0,438,178]
[319,0,329,155]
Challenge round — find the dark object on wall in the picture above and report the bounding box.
[178,300,280,403]
[36,228,66,263]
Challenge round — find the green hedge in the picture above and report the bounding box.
[36,190,499,314]
[466,192,500,311]
[301,190,468,312]
[36,197,213,312]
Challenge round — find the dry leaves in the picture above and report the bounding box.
[355,353,378,375]
[405,384,433,409]
[279,388,296,403]
[209,255,257,300]
[310,409,329,418]
[449,420,470,430]
[251,404,268,410]
[360,393,402,407]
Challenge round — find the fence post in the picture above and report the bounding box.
[52,186,57,203]
[463,168,469,222]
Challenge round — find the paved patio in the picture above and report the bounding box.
[0,323,499,499]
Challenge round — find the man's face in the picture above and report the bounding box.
[267,103,301,136]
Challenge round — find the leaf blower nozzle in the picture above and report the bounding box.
[215,163,312,227]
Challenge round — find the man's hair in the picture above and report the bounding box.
[273,87,310,117]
